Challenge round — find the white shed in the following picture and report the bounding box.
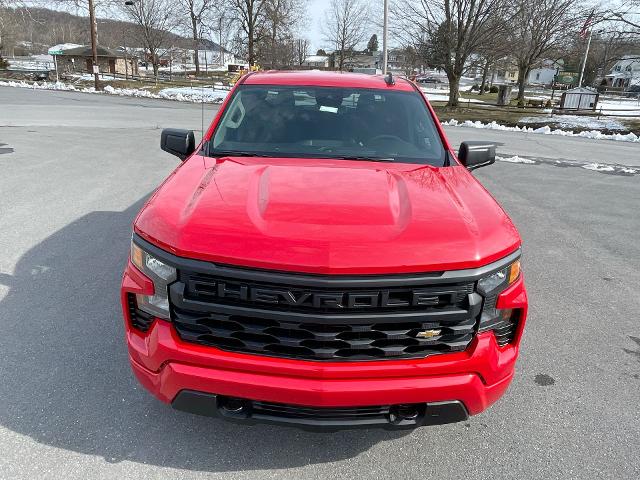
[559,87,599,111]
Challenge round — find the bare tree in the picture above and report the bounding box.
[510,0,576,104]
[260,0,306,68]
[392,0,508,107]
[206,7,235,66]
[605,0,640,33]
[121,0,178,77]
[176,0,215,74]
[294,37,309,65]
[229,0,268,66]
[322,0,369,71]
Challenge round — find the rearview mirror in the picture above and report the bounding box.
[458,141,496,170]
[161,128,196,160]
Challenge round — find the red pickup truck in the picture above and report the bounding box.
[121,71,527,429]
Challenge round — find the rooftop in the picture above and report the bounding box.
[55,45,122,58]
[243,70,414,91]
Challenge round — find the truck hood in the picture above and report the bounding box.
[135,156,520,274]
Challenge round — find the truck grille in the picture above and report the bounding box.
[169,266,483,361]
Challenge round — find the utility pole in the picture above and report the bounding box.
[88,0,100,90]
[123,27,129,80]
[382,0,389,74]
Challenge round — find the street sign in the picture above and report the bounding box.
[556,71,579,85]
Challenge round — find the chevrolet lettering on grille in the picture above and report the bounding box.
[187,279,447,309]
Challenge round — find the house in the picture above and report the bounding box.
[603,55,640,89]
[465,55,518,85]
[302,55,330,68]
[156,39,242,71]
[176,40,242,70]
[343,52,381,71]
[50,45,138,76]
[527,59,563,85]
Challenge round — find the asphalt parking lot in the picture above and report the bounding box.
[1,87,639,480]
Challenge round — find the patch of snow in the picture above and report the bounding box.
[0,80,230,104]
[519,115,626,131]
[421,88,484,103]
[158,86,229,103]
[596,99,640,116]
[582,163,615,172]
[496,155,536,164]
[442,119,640,143]
[73,74,127,82]
[7,58,54,71]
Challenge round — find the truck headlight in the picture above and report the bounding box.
[130,241,177,320]
[477,258,521,345]
[477,259,520,296]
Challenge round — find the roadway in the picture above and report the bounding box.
[0,87,639,480]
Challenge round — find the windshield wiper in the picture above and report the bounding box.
[210,150,274,158]
[333,156,395,162]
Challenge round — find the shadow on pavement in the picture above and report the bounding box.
[0,197,405,472]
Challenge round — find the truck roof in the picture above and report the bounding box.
[242,70,416,91]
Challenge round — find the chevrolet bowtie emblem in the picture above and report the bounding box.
[416,329,442,339]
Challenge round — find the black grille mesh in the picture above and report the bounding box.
[170,270,480,361]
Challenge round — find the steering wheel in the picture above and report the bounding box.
[367,134,404,145]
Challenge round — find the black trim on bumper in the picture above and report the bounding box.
[171,390,469,430]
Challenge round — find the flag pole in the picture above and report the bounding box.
[578,29,593,88]
[382,0,389,74]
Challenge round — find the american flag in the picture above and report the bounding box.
[580,10,595,39]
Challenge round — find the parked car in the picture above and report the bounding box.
[121,70,528,430]
[417,76,444,84]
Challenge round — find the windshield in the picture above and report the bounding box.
[210,85,446,165]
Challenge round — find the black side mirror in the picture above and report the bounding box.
[161,128,196,160]
[458,141,496,170]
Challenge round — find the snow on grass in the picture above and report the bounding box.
[519,115,626,131]
[0,80,230,104]
[496,155,536,164]
[597,98,640,116]
[421,87,484,103]
[72,74,128,82]
[442,119,640,143]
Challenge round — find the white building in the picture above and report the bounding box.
[303,55,330,68]
[527,60,563,85]
[604,55,640,89]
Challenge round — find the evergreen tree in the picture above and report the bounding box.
[367,34,379,52]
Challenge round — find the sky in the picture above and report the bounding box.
[306,0,328,51]
[304,0,383,53]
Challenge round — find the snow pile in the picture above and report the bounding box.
[582,163,615,172]
[158,86,229,103]
[0,80,229,104]
[0,80,81,91]
[519,115,626,131]
[496,155,536,164]
[442,119,640,143]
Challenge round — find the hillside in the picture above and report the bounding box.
[0,7,222,56]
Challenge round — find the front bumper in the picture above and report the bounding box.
[122,260,528,428]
